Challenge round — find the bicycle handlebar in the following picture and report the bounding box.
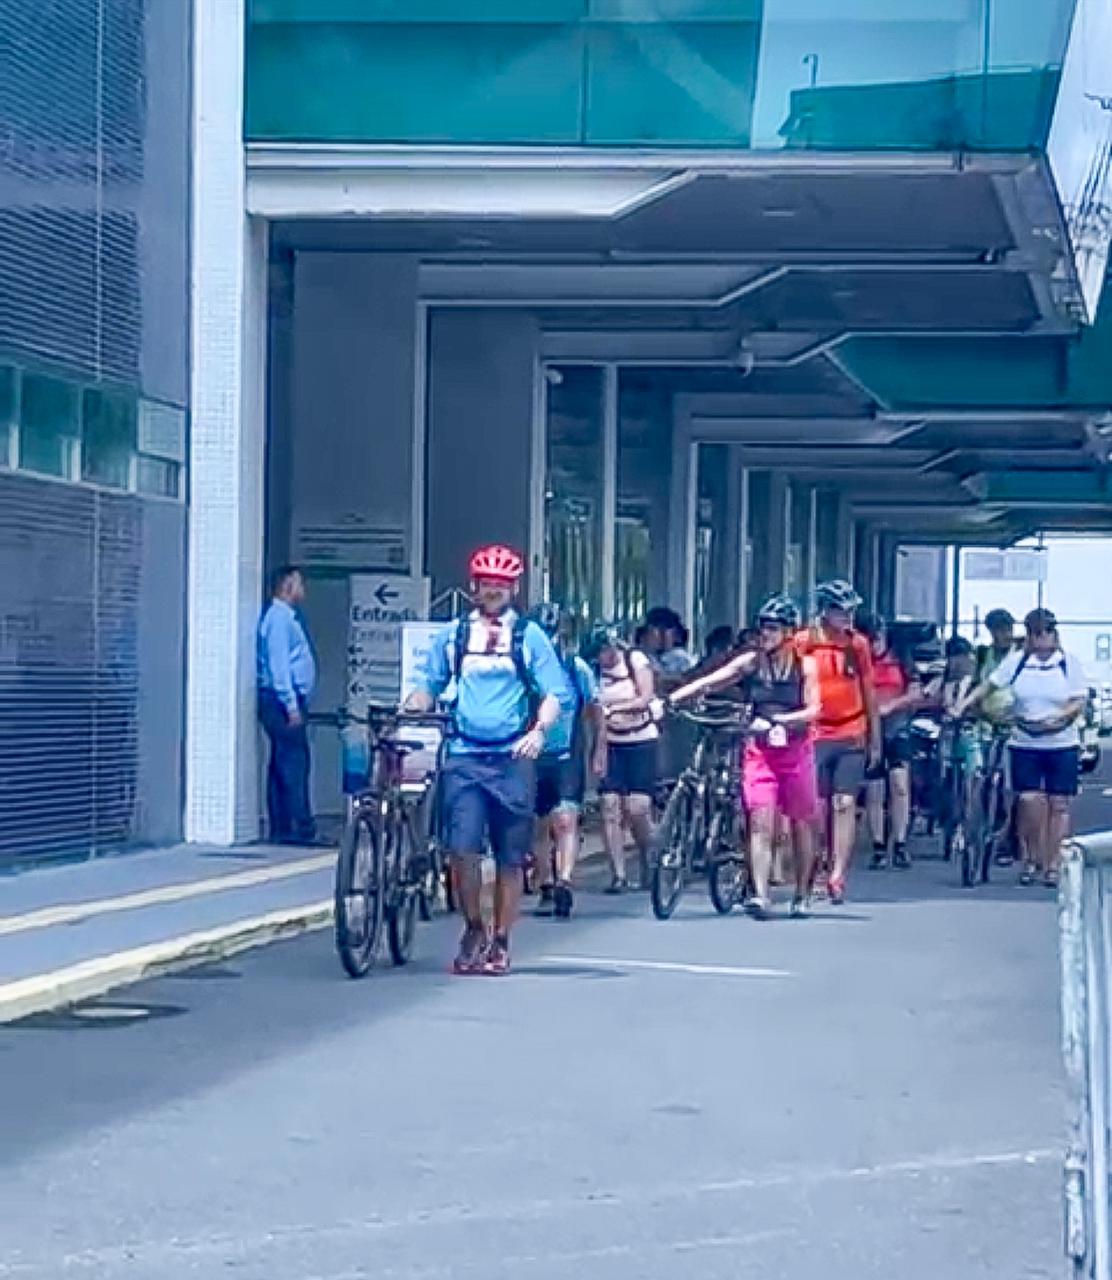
[668,703,750,733]
[337,705,455,729]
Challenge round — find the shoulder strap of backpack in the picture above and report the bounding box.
[1008,652,1031,686]
[511,615,541,703]
[450,615,468,684]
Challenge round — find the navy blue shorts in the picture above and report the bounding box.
[440,753,536,868]
[1009,746,1079,798]
[535,754,585,817]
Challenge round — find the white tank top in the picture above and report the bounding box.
[599,650,659,745]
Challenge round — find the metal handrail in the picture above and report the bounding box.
[1061,833,1112,1277]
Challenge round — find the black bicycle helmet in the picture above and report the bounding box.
[756,593,802,629]
[815,579,863,612]
[582,619,626,665]
[531,601,563,637]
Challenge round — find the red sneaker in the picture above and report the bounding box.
[828,877,847,906]
[452,926,488,976]
[482,935,511,977]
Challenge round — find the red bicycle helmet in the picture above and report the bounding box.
[468,544,525,584]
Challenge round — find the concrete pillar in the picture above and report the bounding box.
[748,471,789,607]
[667,417,696,622]
[427,310,541,597]
[815,489,854,584]
[853,523,870,599]
[283,255,421,821]
[803,484,818,613]
[724,446,746,630]
[185,0,267,844]
[878,535,900,618]
[289,255,419,574]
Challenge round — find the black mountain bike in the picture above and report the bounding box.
[334,707,453,978]
[978,731,1014,874]
[652,704,750,921]
[941,720,988,888]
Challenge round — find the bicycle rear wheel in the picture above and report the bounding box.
[335,808,385,978]
[652,784,695,921]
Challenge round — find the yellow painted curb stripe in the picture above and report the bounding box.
[0,900,332,1024]
[0,853,334,940]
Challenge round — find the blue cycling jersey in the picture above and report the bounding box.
[419,610,567,755]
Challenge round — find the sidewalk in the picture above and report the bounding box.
[0,843,335,1023]
[0,832,623,1023]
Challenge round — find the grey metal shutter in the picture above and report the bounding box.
[0,472,141,863]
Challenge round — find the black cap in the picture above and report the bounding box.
[1024,607,1058,633]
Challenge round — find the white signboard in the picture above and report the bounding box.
[295,518,407,571]
[347,575,430,713]
[965,549,1048,583]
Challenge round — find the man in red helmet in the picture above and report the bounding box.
[405,545,566,975]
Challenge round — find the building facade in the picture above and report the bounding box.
[1,0,191,863]
[4,0,1112,859]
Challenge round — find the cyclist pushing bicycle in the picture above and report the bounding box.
[403,544,566,976]
[670,595,821,919]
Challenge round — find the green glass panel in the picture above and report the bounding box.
[82,388,136,489]
[585,22,760,144]
[247,23,585,143]
[251,0,588,21]
[588,0,762,19]
[246,1,1077,149]
[976,472,1111,503]
[19,373,78,477]
[750,1,1076,149]
[778,68,1059,151]
[0,366,15,426]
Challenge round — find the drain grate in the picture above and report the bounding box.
[13,1000,187,1031]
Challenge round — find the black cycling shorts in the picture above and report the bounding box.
[535,753,585,817]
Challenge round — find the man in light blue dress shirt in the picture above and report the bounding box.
[257,566,318,844]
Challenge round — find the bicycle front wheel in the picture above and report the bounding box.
[335,808,385,978]
[652,784,695,921]
[707,807,747,915]
[387,816,421,966]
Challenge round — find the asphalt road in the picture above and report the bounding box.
[2,759,1110,1280]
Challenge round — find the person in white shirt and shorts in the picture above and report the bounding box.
[964,607,1087,888]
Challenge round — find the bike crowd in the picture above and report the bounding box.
[334,542,1093,978]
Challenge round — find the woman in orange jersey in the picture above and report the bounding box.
[795,581,881,905]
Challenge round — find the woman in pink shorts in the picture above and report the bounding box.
[670,595,821,918]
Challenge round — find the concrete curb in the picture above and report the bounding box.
[0,900,333,1025]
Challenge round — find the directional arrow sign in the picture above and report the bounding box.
[348,575,431,713]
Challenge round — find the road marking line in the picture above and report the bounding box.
[0,900,332,1024]
[0,853,333,939]
[28,1149,1055,1271]
[698,1146,1057,1195]
[539,955,791,979]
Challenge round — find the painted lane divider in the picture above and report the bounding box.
[539,955,792,979]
